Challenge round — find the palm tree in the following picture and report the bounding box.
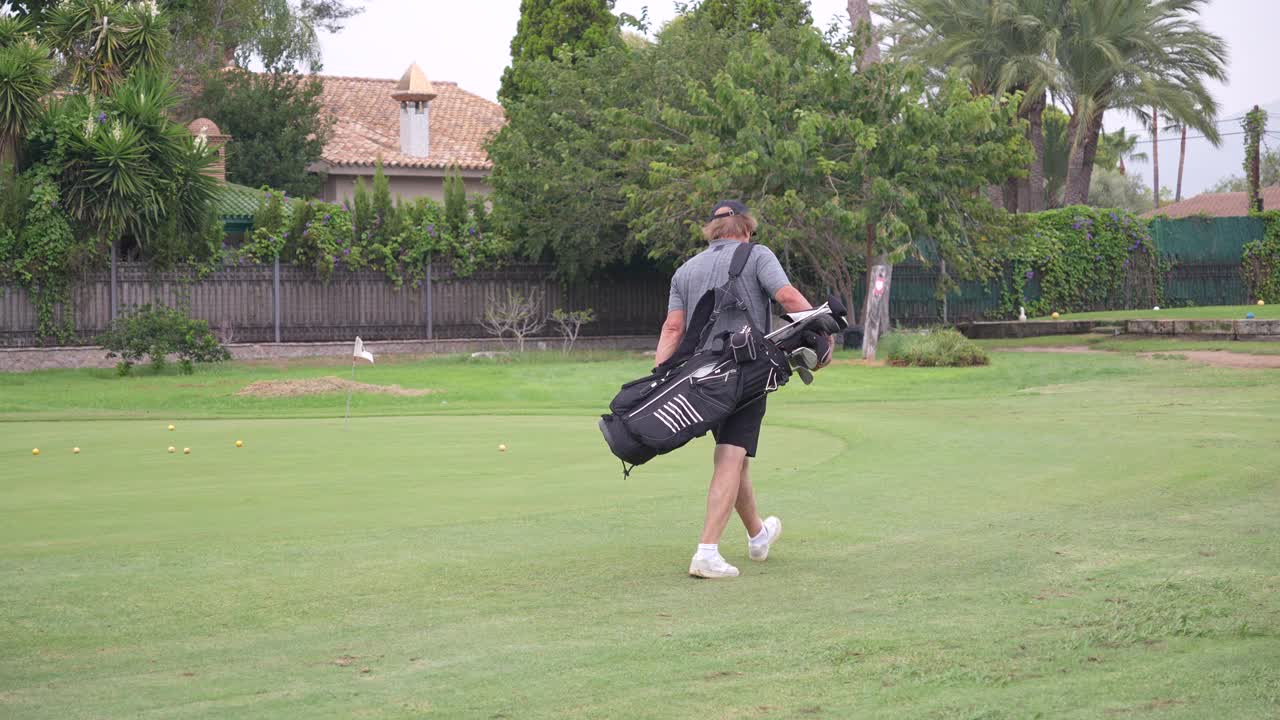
[41,0,169,95]
[1058,0,1226,206]
[0,15,54,168]
[879,0,1062,212]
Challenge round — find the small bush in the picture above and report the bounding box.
[97,304,232,375]
[883,329,989,367]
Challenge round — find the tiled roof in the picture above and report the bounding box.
[315,74,504,172]
[1142,186,1280,219]
[216,182,263,220]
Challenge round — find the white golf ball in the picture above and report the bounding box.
[1153,306,1160,311]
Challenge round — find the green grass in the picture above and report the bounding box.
[1043,304,1275,321]
[3,351,1279,718]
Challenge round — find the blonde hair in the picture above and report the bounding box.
[701,212,757,242]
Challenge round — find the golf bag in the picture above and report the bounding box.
[599,243,845,472]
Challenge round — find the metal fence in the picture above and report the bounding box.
[0,262,669,348]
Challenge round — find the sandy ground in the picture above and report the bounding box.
[236,376,440,398]
[992,345,1280,369]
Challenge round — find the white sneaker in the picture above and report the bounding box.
[689,554,740,578]
[748,516,783,561]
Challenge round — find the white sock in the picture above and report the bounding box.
[695,543,720,560]
[749,525,769,545]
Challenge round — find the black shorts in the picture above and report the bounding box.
[712,397,767,457]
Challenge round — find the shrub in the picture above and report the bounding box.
[97,304,231,375]
[883,329,989,367]
[998,207,1162,318]
[1242,210,1280,303]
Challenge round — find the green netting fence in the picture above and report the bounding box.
[834,216,1259,325]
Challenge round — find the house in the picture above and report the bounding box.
[310,64,505,203]
[1141,186,1280,219]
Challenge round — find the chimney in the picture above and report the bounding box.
[392,63,436,158]
[187,118,230,183]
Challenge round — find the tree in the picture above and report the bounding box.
[0,14,54,168]
[40,0,171,95]
[880,0,1061,212]
[694,0,813,31]
[33,71,219,258]
[195,63,331,196]
[1086,167,1154,214]
[499,0,619,105]
[1093,126,1147,176]
[1058,0,1227,205]
[489,11,1026,305]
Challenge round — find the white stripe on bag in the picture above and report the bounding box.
[665,401,689,427]
[675,394,704,423]
[653,409,678,433]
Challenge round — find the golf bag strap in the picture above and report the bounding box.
[728,241,755,280]
[659,243,756,371]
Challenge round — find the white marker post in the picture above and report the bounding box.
[344,337,376,430]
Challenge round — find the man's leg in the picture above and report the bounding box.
[700,444,747,544]
[735,458,763,539]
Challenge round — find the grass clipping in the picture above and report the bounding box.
[237,376,439,398]
[883,329,990,367]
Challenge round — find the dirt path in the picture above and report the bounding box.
[1138,351,1280,369]
[236,376,441,398]
[991,345,1280,369]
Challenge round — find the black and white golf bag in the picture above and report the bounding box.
[598,243,845,472]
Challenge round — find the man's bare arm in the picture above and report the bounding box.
[774,284,812,314]
[654,310,686,365]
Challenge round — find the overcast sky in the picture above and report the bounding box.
[318,0,1279,192]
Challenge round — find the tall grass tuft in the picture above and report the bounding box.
[882,329,989,367]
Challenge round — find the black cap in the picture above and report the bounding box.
[709,200,749,221]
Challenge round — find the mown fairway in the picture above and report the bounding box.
[1,351,1277,718]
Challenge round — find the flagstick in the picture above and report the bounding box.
[344,356,355,431]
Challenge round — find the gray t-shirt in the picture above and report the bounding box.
[668,240,791,349]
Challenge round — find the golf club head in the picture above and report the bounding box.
[790,346,818,370]
[795,365,814,385]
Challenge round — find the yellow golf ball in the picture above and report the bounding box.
[235,440,243,448]
[73,447,80,454]
[168,446,176,454]
[499,444,507,452]
[1051,312,1060,319]
[31,448,39,456]
[168,424,175,432]
[183,447,191,455]
[1258,300,1266,306]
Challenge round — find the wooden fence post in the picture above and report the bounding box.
[273,255,281,343]
[862,264,891,361]
[425,260,434,340]
[109,241,118,321]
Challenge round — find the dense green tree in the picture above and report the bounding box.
[195,63,331,196]
[691,0,812,31]
[499,0,619,105]
[489,13,1028,313]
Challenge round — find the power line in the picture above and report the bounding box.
[1129,129,1248,145]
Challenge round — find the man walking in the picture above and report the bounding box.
[656,200,825,579]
